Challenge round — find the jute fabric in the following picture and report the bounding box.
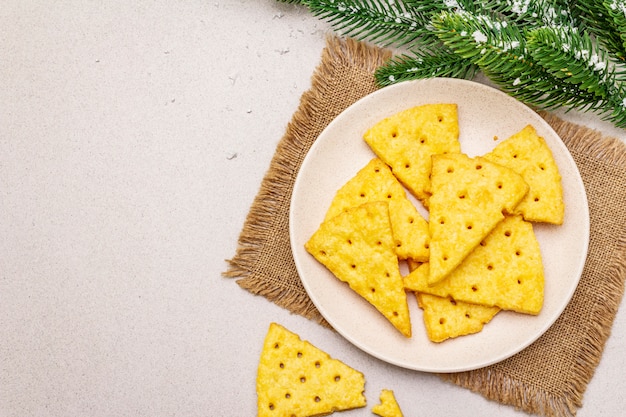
[224,36,626,417]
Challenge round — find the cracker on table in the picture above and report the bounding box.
[257,323,366,417]
[372,389,404,417]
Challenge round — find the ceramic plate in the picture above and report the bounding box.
[289,78,589,373]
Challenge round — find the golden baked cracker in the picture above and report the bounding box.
[405,215,544,315]
[372,389,404,417]
[483,124,564,224]
[306,202,412,337]
[363,104,460,206]
[324,158,429,262]
[428,153,529,285]
[257,323,366,417]
[416,293,500,343]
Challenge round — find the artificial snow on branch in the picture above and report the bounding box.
[278,0,626,128]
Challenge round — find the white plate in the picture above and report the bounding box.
[289,78,589,373]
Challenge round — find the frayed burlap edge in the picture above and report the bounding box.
[440,114,626,417]
[223,36,391,325]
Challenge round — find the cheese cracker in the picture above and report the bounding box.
[363,104,460,206]
[306,202,411,337]
[428,153,529,285]
[405,215,544,315]
[324,158,429,261]
[483,124,564,224]
[257,323,366,416]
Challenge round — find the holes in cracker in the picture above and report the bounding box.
[458,192,466,200]
[334,375,341,382]
[404,162,411,169]
[487,264,494,271]
[387,193,392,199]
[297,352,302,358]
[300,376,306,383]
[314,396,321,403]
[390,130,398,138]
[437,115,444,122]
[446,166,454,174]
[496,181,503,189]
[538,163,546,171]
[350,264,356,269]
[359,192,366,198]
[439,317,446,325]
[408,216,415,224]
[517,279,522,285]
[515,249,522,256]
[475,164,482,170]
[370,287,376,293]
[393,311,399,317]
[465,313,471,319]
[319,250,327,257]
[315,361,321,368]
[420,137,427,144]
[504,230,512,237]
[471,285,478,292]
[466,223,473,230]
[347,239,352,245]
[533,196,540,202]
[269,403,275,411]
[274,342,280,349]
[279,362,285,369]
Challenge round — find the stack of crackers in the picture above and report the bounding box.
[306,104,564,343]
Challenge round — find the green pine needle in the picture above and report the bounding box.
[375,47,478,86]
[303,0,433,47]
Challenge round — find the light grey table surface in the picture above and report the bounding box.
[2,1,625,416]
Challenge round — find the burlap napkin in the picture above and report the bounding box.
[224,36,626,417]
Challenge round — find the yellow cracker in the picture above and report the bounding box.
[372,389,404,417]
[405,215,544,315]
[483,124,564,224]
[416,293,500,343]
[324,158,429,261]
[306,202,411,337]
[257,323,366,417]
[363,104,460,206]
[428,153,529,285]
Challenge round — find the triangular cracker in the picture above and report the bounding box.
[306,202,411,337]
[372,389,404,417]
[416,293,500,343]
[483,124,564,224]
[324,158,429,262]
[428,153,529,285]
[363,104,460,206]
[257,323,366,416]
[405,215,544,315]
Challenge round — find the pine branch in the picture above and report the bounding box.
[603,0,626,56]
[431,11,605,111]
[575,0,626,60]
[302,0,434,47]
[526,26,626,127]
[375,46,478,86]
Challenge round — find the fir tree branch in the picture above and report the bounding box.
[603,0,626,56]
[526,26,626,127]
[302,0,434,47]
[574,0,626,60]
[375,46,478,86]
[431,10,605,111]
